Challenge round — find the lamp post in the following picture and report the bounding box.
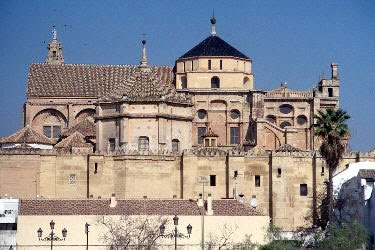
[159,215,192,250]
[37,220,67,250]
[85,222,90,250]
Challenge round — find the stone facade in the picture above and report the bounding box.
[0,18,368,232]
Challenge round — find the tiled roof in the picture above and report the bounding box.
[0,125,54,145]
[179,36,250,60]
[275,144,303,152]
[27,64,191,103]
[202,128,219,138]
[62,118,96,138]
[55,131,93,149]
[358,169,375,179]
[19,199,262,216]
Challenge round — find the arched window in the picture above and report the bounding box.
[266,115,276,124]
[279,104,294,114]
[138,136,149,151]
[181,76,187,89]
[230,110,240,120]
[197,109,207,120]
[243,77,250,89]
[280,121,292,129]
[297,115,308,125]
[172,139,180,152]
[211,76,220,88]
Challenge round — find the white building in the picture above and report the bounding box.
[333,161,375,249]
[0,198,19,249]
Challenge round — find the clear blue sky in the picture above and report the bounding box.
[0,1,374,151]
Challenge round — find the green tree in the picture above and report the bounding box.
[314,108,350,224]
[316,222,369,250]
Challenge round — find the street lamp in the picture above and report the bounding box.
[37,220,67,250]
[85,222,90,250]
[159,215,192,250]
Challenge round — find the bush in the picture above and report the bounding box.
[316,222,369,250]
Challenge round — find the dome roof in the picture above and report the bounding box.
[179,35,250,60]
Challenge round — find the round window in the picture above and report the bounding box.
[280,121,292,129]
[266,115,276,124]
[279,104,293,114]
[230,110,240,119]
[297,115,308,125]
[197,110,207,119]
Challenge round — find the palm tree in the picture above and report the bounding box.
[314,108,350,224]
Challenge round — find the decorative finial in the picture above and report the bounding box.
[210,11,216,36]
[52,28,57,40]
[140,38,149,68]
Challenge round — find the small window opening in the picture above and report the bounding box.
[220,60,222,70]
[191,61,194,71]
[300,184,308,196]
[198,127,207,144]
[69,174,76,185]
[183,62,185,72]
[52,51,57,58]
[109,138,116,151]
[138,136,149,151]
[204,138,210,147]
[208,60,211,70]
[210,175,216,186]
[321,166,325,176]
[328,88,333,97]
[255,175,260,187]
[211,76,220,88]
[94,163,98,174]
[234,171,238,178]
[277,168,282,177]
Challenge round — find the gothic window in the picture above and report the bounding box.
[280,121,292,129]
[138,136,149,151]
[198,127,206,144]
[208,59,212,70]
[300,184,308,196]
[230,127,240,144]
[266,115,276,124]
[211,76,220,88]
[279,104,293,114]
[197,109,207,120]
[230,110,240,120]
[172,139,180,153]
[297,115,308,125]
[109,138,116,151]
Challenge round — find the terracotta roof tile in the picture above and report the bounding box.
[27,64,191,104]
[62,118,96,138]
[358,169,375,179]
[275,144,303,152]
[19,199,261,216]
[0,125,54,145]
[55,131,93,149]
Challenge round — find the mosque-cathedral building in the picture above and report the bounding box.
[1,17,374,231]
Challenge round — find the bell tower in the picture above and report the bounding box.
[46,29,64,65]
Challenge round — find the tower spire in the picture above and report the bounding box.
[210,12,217,36]
[46,28,64,64]
[139,39,149,69]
